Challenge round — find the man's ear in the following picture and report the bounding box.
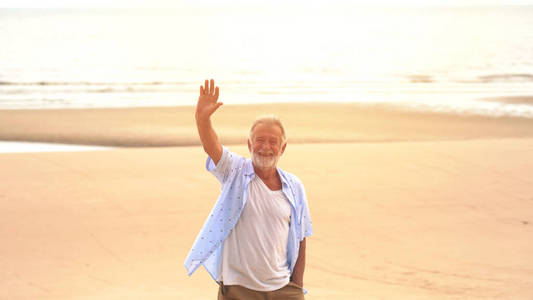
[280,142,287,155]
[247,139,252,152]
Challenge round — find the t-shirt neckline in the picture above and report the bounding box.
[256,176,283,193]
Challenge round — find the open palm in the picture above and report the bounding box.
[196,79,222,120]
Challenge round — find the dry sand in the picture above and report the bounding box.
[1,104,533,299]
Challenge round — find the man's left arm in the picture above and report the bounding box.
[290,238,306,287]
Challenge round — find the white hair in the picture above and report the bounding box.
[249,114,287,146]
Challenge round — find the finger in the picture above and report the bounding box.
[214,86,219,100]
[200,85,204,95]
[215,102,223,111]
[210,79,214,95]
[204,79,208,94]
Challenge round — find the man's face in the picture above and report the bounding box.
[248,123,286,170]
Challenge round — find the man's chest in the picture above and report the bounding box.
[239,177,291,225]
[260,177,282,191]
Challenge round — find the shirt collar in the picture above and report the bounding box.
[244,159,296,209]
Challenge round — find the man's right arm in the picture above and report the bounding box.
[195,79,223,165]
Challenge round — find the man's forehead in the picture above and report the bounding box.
[252,123,282,138]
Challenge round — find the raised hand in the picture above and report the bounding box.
[196,79,222,121]
[194,79,223,164]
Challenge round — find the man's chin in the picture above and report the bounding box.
[254,161,276,169]
[252,156,279,170]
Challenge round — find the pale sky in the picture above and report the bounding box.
[1,0,532,8]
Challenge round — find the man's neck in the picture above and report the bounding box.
[253,164,278,181]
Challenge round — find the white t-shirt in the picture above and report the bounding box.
[217,175,292,291]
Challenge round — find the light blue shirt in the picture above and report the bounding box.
[184,146,314,294]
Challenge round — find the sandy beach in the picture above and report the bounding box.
[1,103,533,299]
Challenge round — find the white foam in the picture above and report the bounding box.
[0,141,113,153]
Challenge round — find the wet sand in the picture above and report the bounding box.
[3,103,533,147]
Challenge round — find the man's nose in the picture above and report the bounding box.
[258,144,273,153]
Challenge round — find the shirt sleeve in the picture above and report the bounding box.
[205,145,244,185]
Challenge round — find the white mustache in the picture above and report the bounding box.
[257,149,274,156]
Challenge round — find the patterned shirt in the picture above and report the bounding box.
[184,146,314,294]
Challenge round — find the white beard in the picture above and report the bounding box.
[251,149,280,170]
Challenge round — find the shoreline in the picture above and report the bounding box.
[0,141,113,153]
[0,136,530,154]
[2,103,533,148]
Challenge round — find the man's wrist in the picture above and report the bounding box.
[291,280,303,288]
[290,277,303,287]
[195,114,211,124]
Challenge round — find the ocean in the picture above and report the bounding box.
[1,5,533,117]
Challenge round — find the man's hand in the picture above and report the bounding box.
[195,79,223,164]
[196,79,222,121]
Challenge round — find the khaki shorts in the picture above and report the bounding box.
[217,281,305,300]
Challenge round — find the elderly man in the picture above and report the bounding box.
[184,79,313,300]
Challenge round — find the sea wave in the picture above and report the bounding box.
[477,73,533,83]
[406,75,434,83]
[3,73,533,87]
[405,73,533,84]
[0,81,195,86]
